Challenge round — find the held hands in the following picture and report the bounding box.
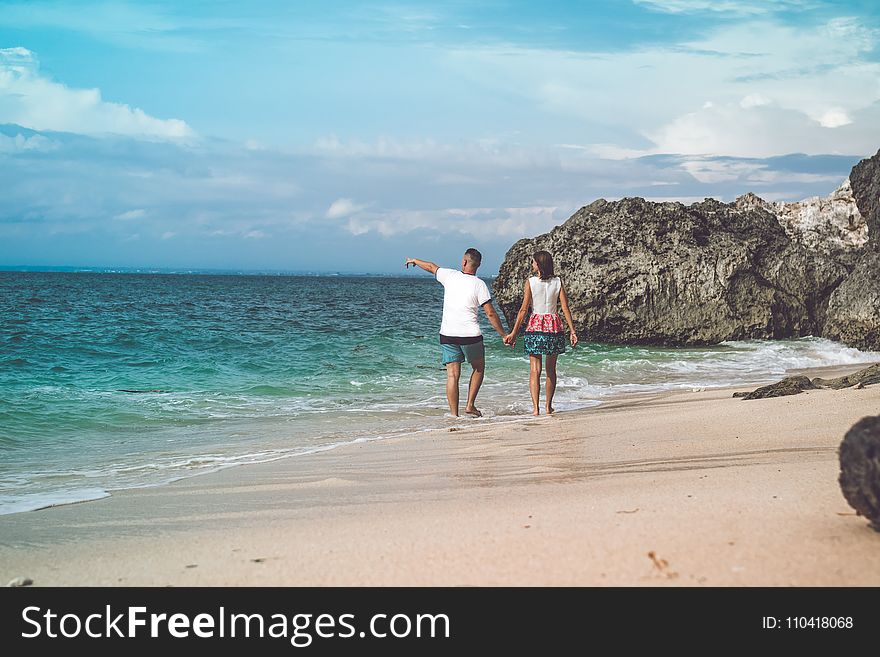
[503,333,516,347]
[570,330,578,347]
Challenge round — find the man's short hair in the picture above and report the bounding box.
[464,248,482,267]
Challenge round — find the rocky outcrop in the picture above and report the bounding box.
[732,376,817,399]
[494,148,880,349]
[766,179,866,255]
[823,251,880,351]
[733,363,880,398]
[812,363,880,389]
[495,195,853,345]
[823,150,880,351]
[850,151,880,249]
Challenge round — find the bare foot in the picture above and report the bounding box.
[464,407,482,417]
[532,408,540,416]
[546,406,554,415]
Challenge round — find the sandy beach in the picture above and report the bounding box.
[1,364,879,587]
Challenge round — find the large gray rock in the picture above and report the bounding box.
[768,179,866,255]
[849,148,880,250]
[732,363,880,398]
[733,375,818,400]
[494,149,880,348]
[812,363,880,389]
[823,251,880,351]
[822,149,880,351]
[494,196,851,345]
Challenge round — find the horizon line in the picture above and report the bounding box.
[0,265,500,277]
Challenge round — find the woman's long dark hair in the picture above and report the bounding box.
[533,250,555,280]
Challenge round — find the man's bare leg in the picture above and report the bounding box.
[464,358,485,417]
[446,361,461,416]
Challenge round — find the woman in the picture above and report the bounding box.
[504,251,578,415]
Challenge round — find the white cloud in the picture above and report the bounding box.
[0,123,864,273]
[326,198,367,219]
[114,209,146,221]
[203,172,299,199]
[0,47,193,138]
[344,206,565,239]
[445,16,880,159]
[0,130,57,153]
[817,109,851,128]
[314,134,572,174]
[680,158,769,183]
[676,155,845,186]
[0,46,33,72]
[432,172,482,185]
[647,102,877,157]
[740,93,771,108]
[633,0,815,15]
[315,134,466,161]
[580,143,653,160]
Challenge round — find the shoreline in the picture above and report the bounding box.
[5,359,874,518]
[1,362,879,586]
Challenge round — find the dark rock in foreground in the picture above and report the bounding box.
[733,376,817,400]
[812,363,880,389]
[839,416,880,531]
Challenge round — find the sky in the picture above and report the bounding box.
[1,0,879,274]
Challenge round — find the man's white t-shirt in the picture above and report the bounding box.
[436,268,492,337]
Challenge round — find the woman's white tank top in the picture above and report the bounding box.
[529,276,561,314]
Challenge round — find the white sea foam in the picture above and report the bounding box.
[0,488,110,515]
[3,335,876,516]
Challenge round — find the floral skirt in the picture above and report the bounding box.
[523,313,566,355]
[523,331,566,356]
[525,312,563,333]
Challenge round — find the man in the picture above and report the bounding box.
[405,248,508,417]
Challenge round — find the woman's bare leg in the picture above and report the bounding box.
[545,354,558,414]
[529,355,542,416]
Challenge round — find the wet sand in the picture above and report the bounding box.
[1,366,879,586]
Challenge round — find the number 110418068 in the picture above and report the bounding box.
[762,617,853,629]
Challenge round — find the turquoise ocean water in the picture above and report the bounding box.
[1,271,877,515]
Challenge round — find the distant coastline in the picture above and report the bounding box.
[0,266,469,278]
